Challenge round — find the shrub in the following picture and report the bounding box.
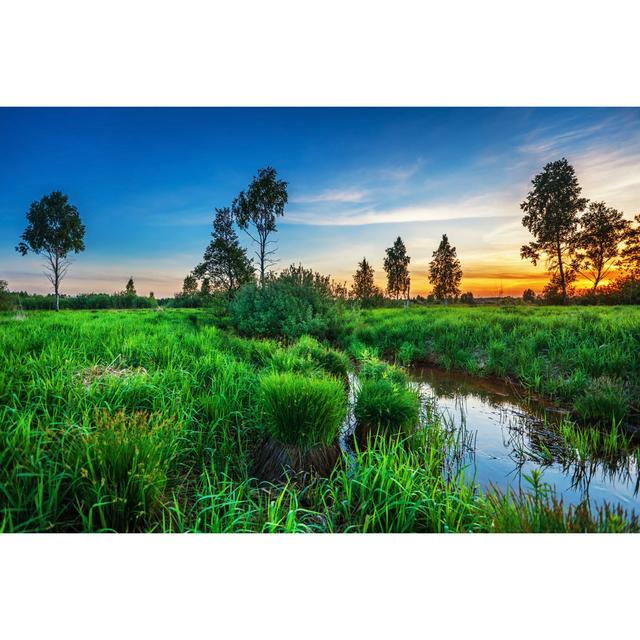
[69,410,180,531]
[258,372,347,449]
[354,378,420,436]
[230,264,345,340]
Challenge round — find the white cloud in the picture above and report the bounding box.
[290,188,370,204]
[285,192,519,226]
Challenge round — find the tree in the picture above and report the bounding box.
[200,277,211,297]
[16,191,86,311]
[0,280,12,311]
[571,202,631,293]
[182,274,198,295]
[428,234,462,302]
[460,291,474,304]
[232,167,288,286]
[351,258,380,305]
[193,207,255,296]
[520,158,588,304]
[522,288,536,303]
[125,277,136,296]
[621,213,640,276]
[383,236,411,300]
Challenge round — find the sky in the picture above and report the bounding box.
[1,107,639,297]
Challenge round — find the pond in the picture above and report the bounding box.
[408,366,640,513]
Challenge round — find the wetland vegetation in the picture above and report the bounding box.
[1,306,638,533]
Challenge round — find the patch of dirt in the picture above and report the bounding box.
[76,359,148,388]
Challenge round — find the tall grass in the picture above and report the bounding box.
[345,305,640,423]
[1,308,638,533]
[258,372,346,448]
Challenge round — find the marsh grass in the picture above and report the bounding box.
[258,372,347,449]
[69,410,181,532]
[1,308,638,533]
[347,305,640,423]
[354,378,420,441]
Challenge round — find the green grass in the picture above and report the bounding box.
[344,305,640,422]
[1,307,638,533]
[354,378,420,437]
[258,372,347,448]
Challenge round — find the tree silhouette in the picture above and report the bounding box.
[572,202,631,292]
[351,258,380,305]
[383,236,411,300]
[194,207,255,296]
[522,288,536,303]
[621,213,640,276]
[182,274,198,295]
[520,158,588,304]
[232,167,288,286]
[125,277,136,296]
[16,191,86,311]
[428,234,462,302]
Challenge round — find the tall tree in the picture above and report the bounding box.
[572,202,631,292]
[621,213,640,276]
[125,277,136,296]
[520,158,588,304]
[182,274,198,295]
[428,234,462,302]
[232,167,288,285]
[193,207,255,296]
[15,191,86,311]
[383,236,411,300]
[351,258,380,305]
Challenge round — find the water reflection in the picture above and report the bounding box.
[409,366,640,511]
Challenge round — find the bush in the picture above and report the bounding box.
[230,264,345,340]
[69,410,179,531]
[354,378,420,436]
[258,372,347,449]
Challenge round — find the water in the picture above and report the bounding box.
[409,366,640,513]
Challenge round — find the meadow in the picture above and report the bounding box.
[1,306,639,533]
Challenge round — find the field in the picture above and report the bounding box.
[1,306,639,533]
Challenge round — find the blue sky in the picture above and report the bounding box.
[1,107,639,296]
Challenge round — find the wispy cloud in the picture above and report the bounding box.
[290,188,370,204]
[285,192,518,227]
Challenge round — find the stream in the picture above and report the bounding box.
[340,367,640,514]
[409,366,640,513]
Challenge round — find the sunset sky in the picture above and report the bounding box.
[1,107,639,297]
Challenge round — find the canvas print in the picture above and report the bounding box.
[1,107,639,533]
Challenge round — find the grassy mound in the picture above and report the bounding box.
[354,378,420,439]
[258,372,347,449]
